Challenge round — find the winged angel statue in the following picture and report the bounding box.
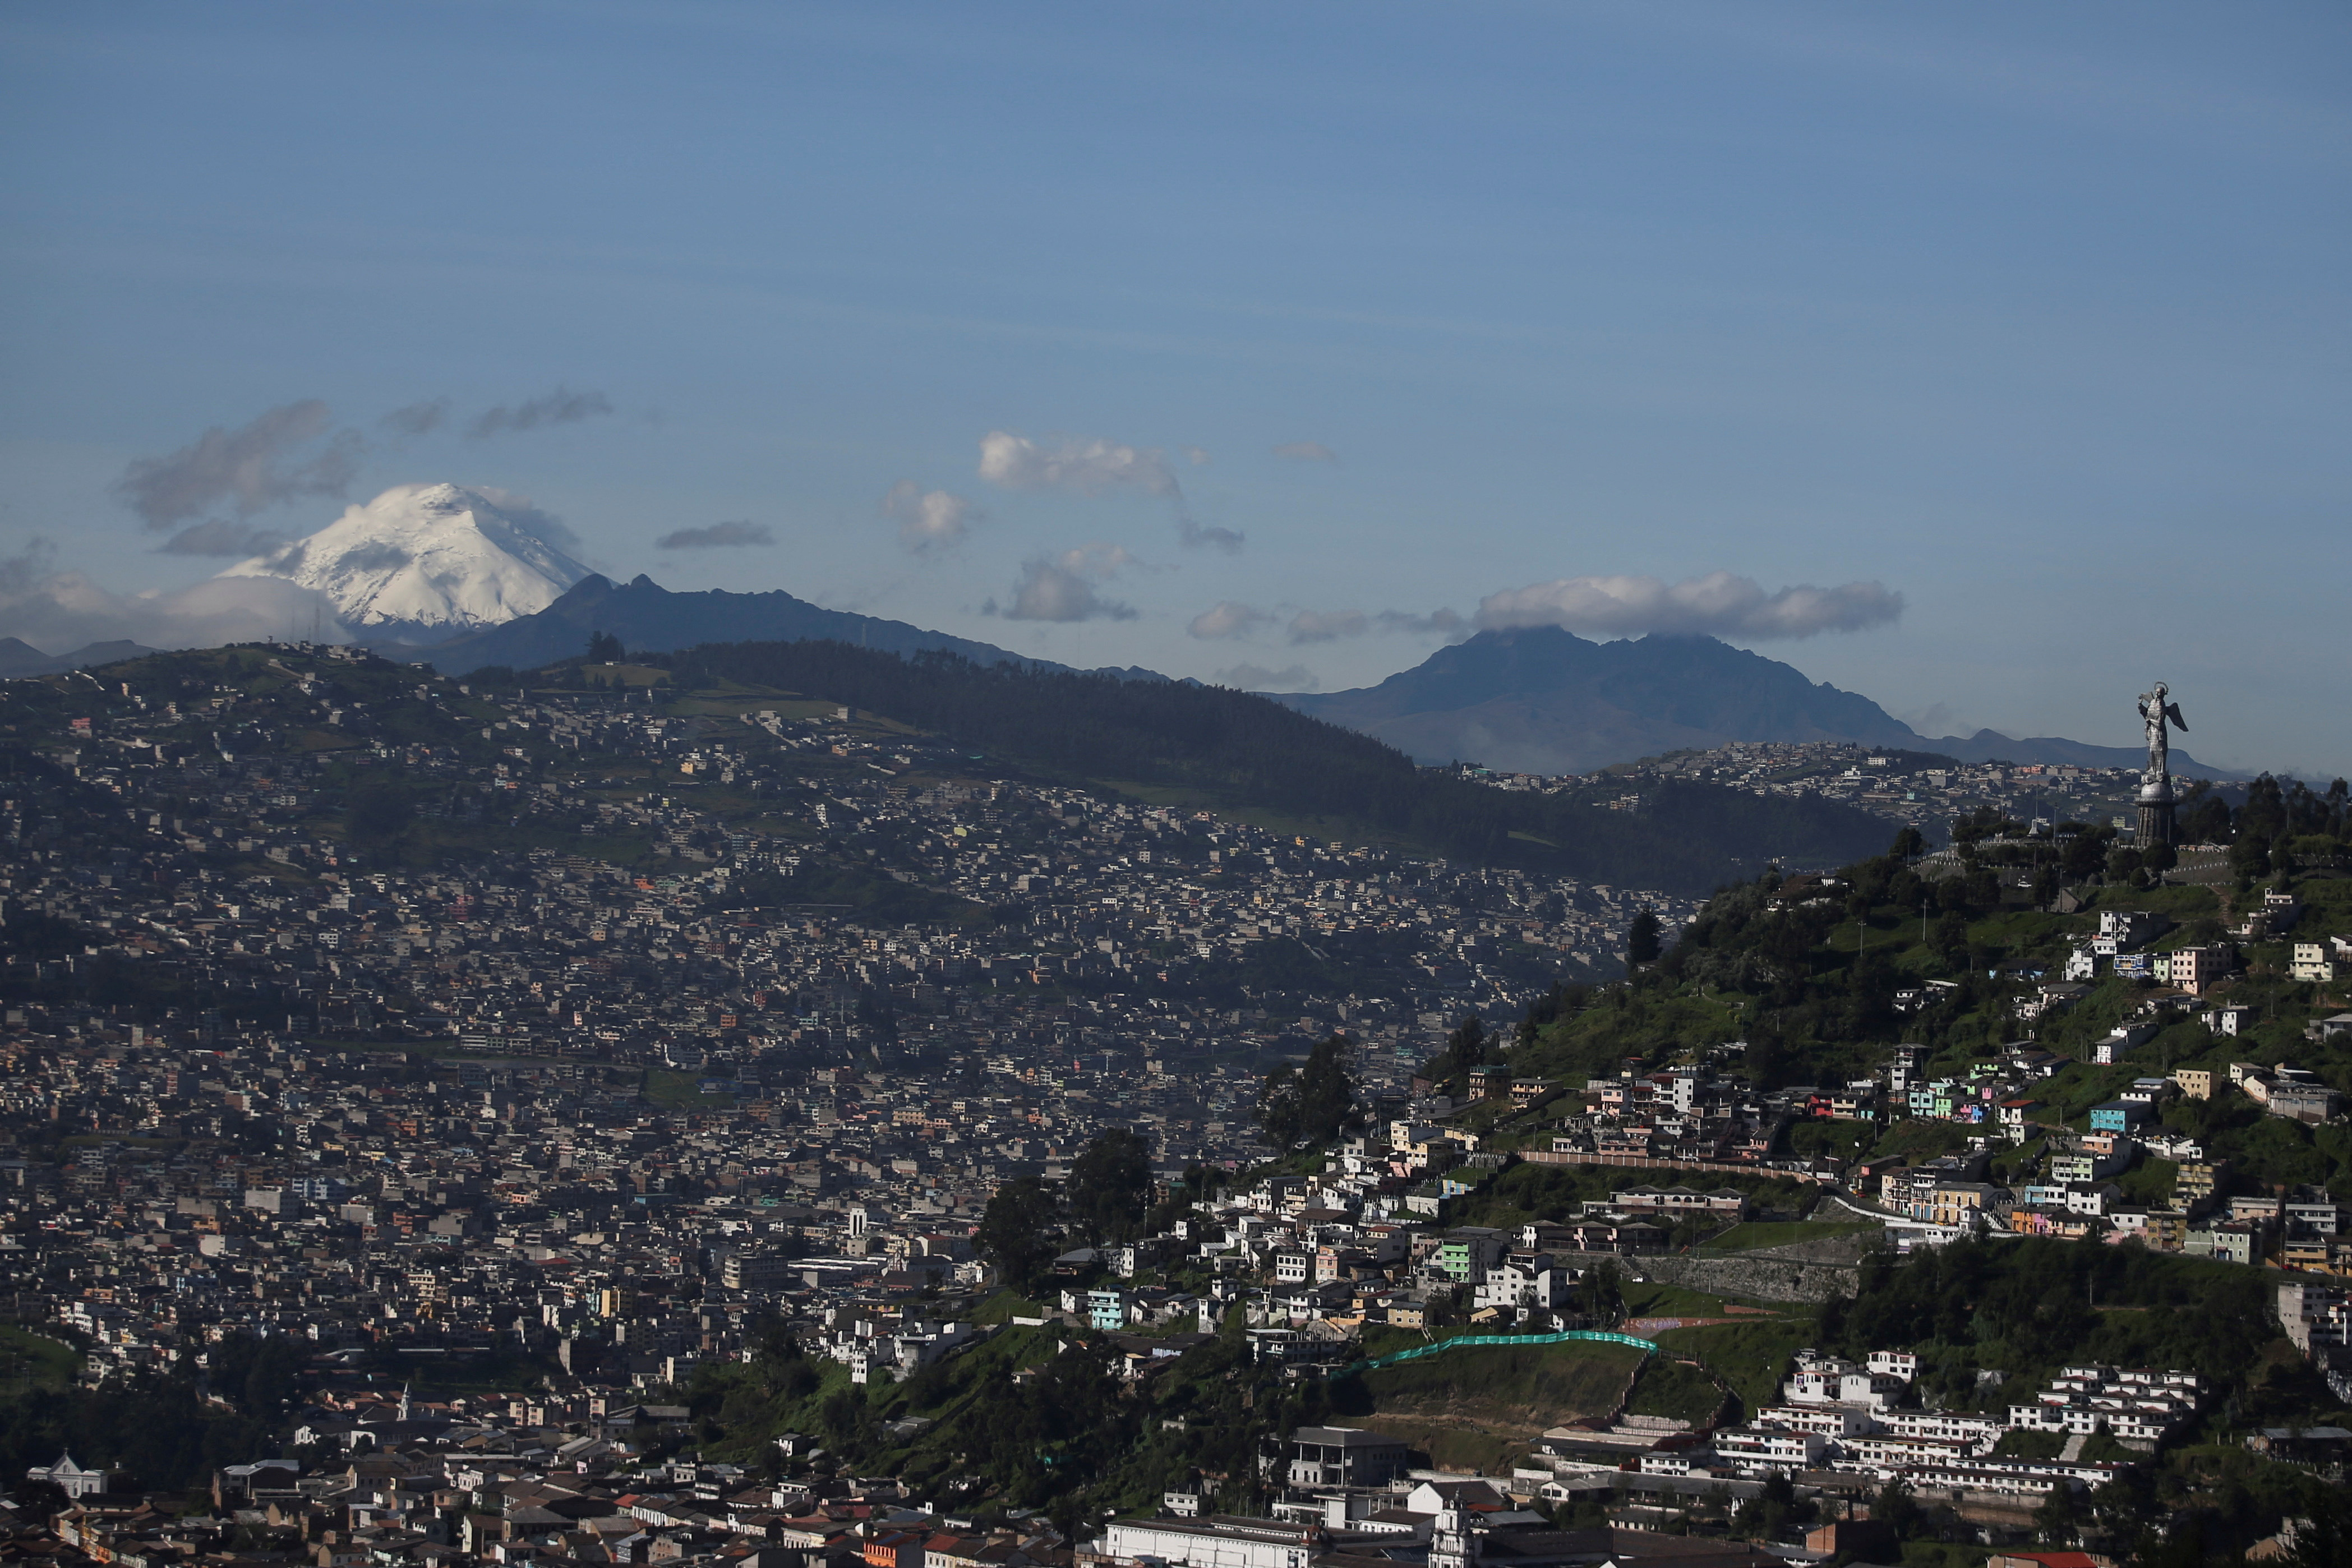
[2138,682,2187,782]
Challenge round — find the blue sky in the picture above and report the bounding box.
[2,2,2346,774]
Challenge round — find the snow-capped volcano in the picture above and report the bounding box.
[218,482,594,631]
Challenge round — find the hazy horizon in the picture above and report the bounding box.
[3,2,2345,776]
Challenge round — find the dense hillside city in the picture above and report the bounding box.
[10,7,2344,1567]
[2,639,2349,1568]
[1459,740,2212,848]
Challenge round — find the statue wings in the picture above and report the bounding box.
[2164,701,2186,732]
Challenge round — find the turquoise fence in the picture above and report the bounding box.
[1332,1329,1658,1377]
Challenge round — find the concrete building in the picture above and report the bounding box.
[1283,1426,1409,1490]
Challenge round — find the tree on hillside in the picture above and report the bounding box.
[2059,829,2107,880]
[1584,1258,1625,1323]
[1626,908,1662,967]
[2176,783,2231,845]
[1065,1128,1152,1245]
[1421,1014,1487,1100]
[2231,833,2271,885]
[1258,1035,1359,1149]
[1731,1469,1810,1540]
[1515,981,1587,1050]
[1871,1479,1922,1540]
[975,1175,1060,1296]
[586,630,624,663]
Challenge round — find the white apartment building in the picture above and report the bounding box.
[1710,1426,1827,1473]
[1782,1351,1905,1410]
[2008,1366,2200,1442]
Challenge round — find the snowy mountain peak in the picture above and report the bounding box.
[218,482,594,630]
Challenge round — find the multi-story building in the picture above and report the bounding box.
[1283,1426,1410,1490]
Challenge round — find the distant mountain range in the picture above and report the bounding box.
[1276,625,2244,780]
[0,637,160,679]
[6,490,2242,781]
[386,571,1162,682]
[411,584,2240,778]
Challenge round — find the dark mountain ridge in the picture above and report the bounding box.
[654,637,1897,894]
[354,574,2242,779]
[0,637,163,679]
[381,573,1139,681]
[1279,626,2243,778]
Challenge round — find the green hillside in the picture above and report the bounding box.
[1509,804,2352,1192]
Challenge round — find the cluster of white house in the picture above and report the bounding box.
[809,1303,979,1385]
[1575,1350,2197,1501]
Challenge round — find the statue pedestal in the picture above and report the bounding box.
[2137,777,2175,850]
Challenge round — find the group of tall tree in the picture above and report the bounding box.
[973,1128,1157,1296]
[1256,1035,1362,1148]
[1416,1016,1490,1101]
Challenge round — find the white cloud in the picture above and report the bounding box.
[1188,601,1272,640]
[998,543,1139,622]
[115,400,363,528]
[0,540,352,653]
[879,481,976,554]
[979,430,1179,496]
[1475,571,1904,640]
[1271,441,1337,462]
[977,428,1242,552]
[1216,662,1319,691]
[1183,446,1211,467]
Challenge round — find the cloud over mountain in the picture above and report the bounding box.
[1289,607,1465,642]
[1476,571,1903,640]
[1188,601,1272,639]
[0,536,349,651]
[153,520,291,557]
[977,429,1241,552]
[880,481,976,554]
[656,521,774,550]
[1271,441,1336,462]
[996,543,1138,622]
[1188,601,1464,643]
[115,400,363,528]
[1216,662,1318,691]
[380,399,450,437]
[466,388,613,439]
